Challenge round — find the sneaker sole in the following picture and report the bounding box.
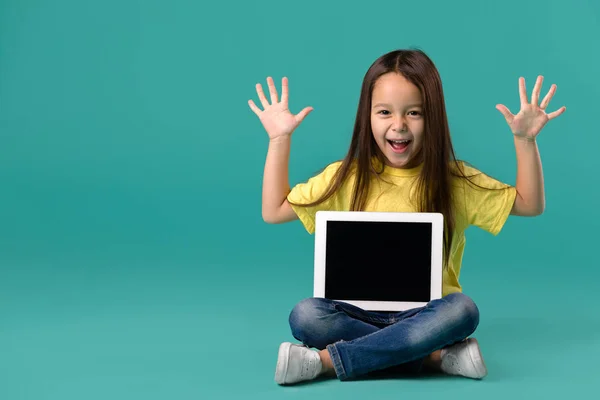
[466,338,488,379]
[275,342,292,385]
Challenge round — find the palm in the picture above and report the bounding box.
[259,102,301,138]
[248,77,313,139]
[510,106,549,137]
[496,76,566,139]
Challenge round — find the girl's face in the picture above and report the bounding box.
[370,73,424,169]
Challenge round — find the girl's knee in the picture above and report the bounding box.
[288,297,335,344]
[443,292,480,333]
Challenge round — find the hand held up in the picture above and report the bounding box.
[248,77,313,140]
[496,76,566,141]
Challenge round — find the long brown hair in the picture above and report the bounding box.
[290,49,500,268]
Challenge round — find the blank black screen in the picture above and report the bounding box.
[324,220,432,302]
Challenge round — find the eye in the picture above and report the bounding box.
[409,111,422,116]
[377,110,390,115]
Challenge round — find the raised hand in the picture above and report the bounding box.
[248,77,313,140]
[496,76,566,141]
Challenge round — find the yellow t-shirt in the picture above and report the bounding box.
[286,159,517,297]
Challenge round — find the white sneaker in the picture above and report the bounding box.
[440,338,488,379]
[275,342,323,385]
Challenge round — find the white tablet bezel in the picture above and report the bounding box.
[313,211,444,311]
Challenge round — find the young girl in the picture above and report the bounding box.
[248,49,565,385]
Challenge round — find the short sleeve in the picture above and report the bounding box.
[287,161,343,234]
[462,165,517,235]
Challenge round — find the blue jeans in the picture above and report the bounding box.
[288,292,480,381]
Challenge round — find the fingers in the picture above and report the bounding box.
[496,104,514,123]
[253,76,285,110]
[256,82,270,109]
[519,77,528,106]
[248,99,261,116]
[547,106,566,120]
[267,77,279,104]
[542,81,565,120]
[540,84,557,110]
[295,106,314,124]
[531,75,543,105]
[281,77,289,105]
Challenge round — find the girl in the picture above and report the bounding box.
[248,49,565,385]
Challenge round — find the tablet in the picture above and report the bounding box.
[313,211,444,311]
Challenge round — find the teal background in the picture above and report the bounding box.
[0,0,597,398]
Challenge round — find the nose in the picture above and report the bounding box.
[392,116,407,132]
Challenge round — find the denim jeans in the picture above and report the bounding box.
[288,292,480,381]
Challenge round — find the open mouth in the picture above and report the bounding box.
[387,139,411,153]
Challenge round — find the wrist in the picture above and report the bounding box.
[270,135,292,144]
[513,133,537,143]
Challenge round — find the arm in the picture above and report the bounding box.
[495,75,566,217]
[248,76,313,224]
[262,136,297,223]
[510,137,545,216]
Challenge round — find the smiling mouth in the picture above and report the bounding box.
[387,139,412,151]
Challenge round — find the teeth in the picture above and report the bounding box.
[391,140,409,144]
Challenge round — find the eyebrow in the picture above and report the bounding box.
[372,103,422,108]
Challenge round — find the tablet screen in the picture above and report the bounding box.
[324,220,432,302]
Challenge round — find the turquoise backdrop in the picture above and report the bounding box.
[0,0,598,399]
